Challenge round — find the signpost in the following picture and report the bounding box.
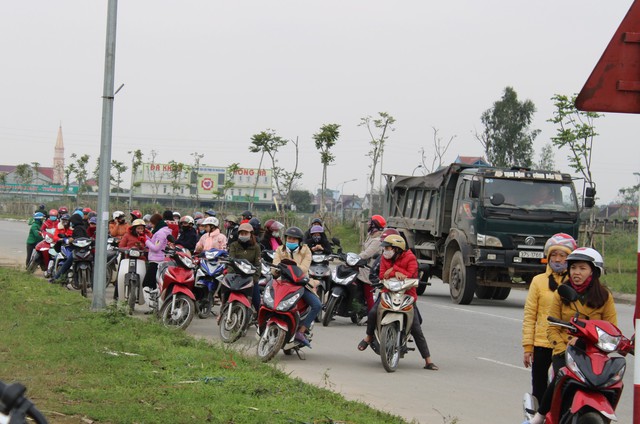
[575,1,640,421]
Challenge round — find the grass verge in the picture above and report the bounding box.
[0,267,406,424]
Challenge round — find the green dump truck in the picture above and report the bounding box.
[384,163,585,304]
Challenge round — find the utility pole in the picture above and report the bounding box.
[92,0,118,311]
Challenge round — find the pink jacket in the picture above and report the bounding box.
[195,228,227,252]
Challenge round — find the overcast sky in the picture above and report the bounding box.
[1,1,638,203]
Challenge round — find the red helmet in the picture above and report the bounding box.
[130,210,142,219]
[48,209,58,217]
[82,207,92,214]
[58,206,69,215]
[380,227,399,241]
[370,215,386,230]
[266,219,284,233]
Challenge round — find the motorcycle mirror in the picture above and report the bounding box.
[331,237,341,246]
[557,284,578,302]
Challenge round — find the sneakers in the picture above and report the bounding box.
[294,331,311,348]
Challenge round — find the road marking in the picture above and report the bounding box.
[429,303,522,323]
[477,357,528,371]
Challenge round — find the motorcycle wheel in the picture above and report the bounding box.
[197,292,213,319]
[314,286,325,323]
[322,295,340,327]
[380,323,400,373]
[159,294,195,330]
[79,268,89,298]
[219,303,248,343]
[576,412,608,424]
[26,251,40,274]
[257,323,286,362]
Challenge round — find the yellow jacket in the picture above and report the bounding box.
[272,244,312,275]
[547,287,617,356]
[522,267,568,352]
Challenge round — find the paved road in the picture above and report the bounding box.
[1,219,636,423]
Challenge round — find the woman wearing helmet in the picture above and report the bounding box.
[304,225,332,254]
[223,215,239,244]
[41,209,59,235]
[357,215,387,311]
[195,216,227,253]
[109,211,129,238]
[130,209,142,222]
[26,212,45,267]
[526,247,618,424]
[176,215,198,253]
[357,234,438,371]
[260,219,284,251]
[272,226,317,346]
[225,223,262,317]
[119,219,150,249]
[521,233,576,404]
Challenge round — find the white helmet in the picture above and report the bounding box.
[112,211,125,220]
[201,216,219,227]
[567,247,604,277]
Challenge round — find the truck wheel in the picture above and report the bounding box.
[475,286,496,299]
[449,251,476,305]
[492,287,511,300]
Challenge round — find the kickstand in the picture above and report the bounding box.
[294,348,306,360]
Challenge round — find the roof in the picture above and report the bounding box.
[0,165,55,182]
[454,155,490,166]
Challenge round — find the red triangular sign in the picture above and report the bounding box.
[576,0,640,113]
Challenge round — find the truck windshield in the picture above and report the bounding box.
[482,178,578,212]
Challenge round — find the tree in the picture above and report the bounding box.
[70,153,90,204]
[14,164,34,186]
[167,160,190,209]
[278,137,303,212]
[190,152,204,210]
[549,93,602,245]
[216,163,240,212]
[30,162,40,185]
[312,123,340,216]
[128,149,143,208]
[249,129,288,210]
[476,86,539,167]
[289,189,313,213]
[536,143,556,171]
[419,127,455,174]
[359,112,395,214]
[111,160,128,203]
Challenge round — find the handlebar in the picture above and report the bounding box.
[546,316,574,330]
[0,381,48,424]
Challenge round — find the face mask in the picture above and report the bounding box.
[549,261,567,273]
[238,235,251,243]
[50,216,57,221]
[286,242,299,251]
[312,235,321,243]
[272,231,280,238]
[382,250,395,260]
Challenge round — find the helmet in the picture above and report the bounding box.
[567,247,604,278]
[82,207,92,214]
[73,210,83,217]
[224,215,238,224]
[266,220,284,233]
[88,217,97,225]
[38,204,46,211]
[179,215,194,226]
[238,223,254,233]
[131,218,146,227]
[33,212,45,220]
[173,211,181,219]
[48,209,58,217]
[58,206,68,215]
[113,211,125,220]
[162,210,174,220]
[194,211,204,220]
[284,226,304,240]
[248,217,261,233]
[544,233,577,257]
[310,225,324,234]
[370,215,387,230]
[201,217,219,227]
[70,214,84,227]
[142,214,151,223]
[87,211,97,219]
[60,214,71,222]
[381,234,406,251]
[311,217,323,225]
[205,209,217,217]
[380,228,400,241]
[241,210,252,220]
[130,210,142,219]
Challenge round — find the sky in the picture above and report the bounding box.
[1,1,638,204]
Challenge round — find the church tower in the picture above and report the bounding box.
[53,125,64,185]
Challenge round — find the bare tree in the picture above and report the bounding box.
[128,149,143,208]
[190,152,204,210]
[419,127,455,174]
[111,160,128,204]
[168,160,190,209]
[216,163,240,212]
[359,112,395,213]
[249,129,288,209]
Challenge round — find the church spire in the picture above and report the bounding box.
[53,125,65,185]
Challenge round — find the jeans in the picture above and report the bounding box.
[301,288,322,329]
[54,250,74,280]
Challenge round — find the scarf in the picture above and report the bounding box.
[152,219,167,234]
[570,275,592,294]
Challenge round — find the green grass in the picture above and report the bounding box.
[0,268,407,424]
[329,223,362,253]
[597,228,638,294]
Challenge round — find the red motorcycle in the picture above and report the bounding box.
[154,247,197,330]
[256,260,313,362]
[523,284,634,424]
[26,231,55,275]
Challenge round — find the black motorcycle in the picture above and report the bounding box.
[70,237,94,297]
[322,252,368,327]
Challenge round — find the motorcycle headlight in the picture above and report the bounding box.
[385,279,403,292]
[477,233,503,248]
[346,253,361,266]
[237,260,255,275]
[596,326,621,353]
[312,254,327,262]
[129,250,141,258]
[262,286,274,308]
[277,293,301,311]
[180,256,195,269]
[565,350,587,384]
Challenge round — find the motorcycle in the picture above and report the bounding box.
[69,237,94,297]
[116,247,146,314]
[369,277,419,372]
[322,252,368,327]
[308,253,337,323]
[194,248,228,318]
[106,237,120,287]
[522,284,635,424]
[26,231,55,275]
[154,247,197,330]
[218,258,257,343]
[258,249,275,295]
[256,260,314,362]
[0,380,48,424]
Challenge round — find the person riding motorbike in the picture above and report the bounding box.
[272,226,318,346]
[57,206,69,216]
[176,215,198,253]
[204,209,217,218]
[40,209,59,234]
[87,217,97,239]
[240,210,252,224]
[248,217,261,237]
[142,214,174,310]
[162,210,179,239]
[224,215,239,244]
[521,233,577,404]
[304,225,332,254]
[109,211,129,238]
[260,219,284,251]
[119,219,149,249]
[195,217,228,252]
[130,209,142,223]
[303,217,323,240]
[224,222,262,318]
[357,234,438,370]
[26,212,45,266]
[50,214,89,285]
[523,247,618,424]
[358,215,386,311]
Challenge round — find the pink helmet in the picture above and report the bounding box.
[544,233,577,257]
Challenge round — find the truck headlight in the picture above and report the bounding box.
[477,234,502,248]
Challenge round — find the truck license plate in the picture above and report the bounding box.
[519,251,544,259]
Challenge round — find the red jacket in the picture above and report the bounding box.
[379,249,418,300]
[166,220,179,239]
[53,225,73,243]
[119,228,148,250]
